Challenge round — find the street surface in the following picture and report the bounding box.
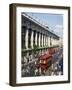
[21,47,63,77]
[45,48,63,76]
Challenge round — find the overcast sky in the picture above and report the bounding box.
[24,12,63,38]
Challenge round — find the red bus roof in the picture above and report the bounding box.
[39,53,52,60]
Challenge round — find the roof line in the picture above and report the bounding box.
[22,13,60,38]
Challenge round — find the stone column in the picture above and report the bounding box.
[52,38,54,46]
[55,39,57,46]
[54,39,56,46]
[45,35,46,46]
[25,29,28,49]
[48,36,50,47]
[39,33,41,47]
[51,37,53,47]
[47,36,48,46]
[56,39,58,46]
[50,37,52,47]
[43,34,44,46]
[45,36,47,46]
[42,34,43,47]
[46,36,47,46]
[51,37,53,46]
[31,30,34,48]
[44,35,46,46]
[35,32,37,46]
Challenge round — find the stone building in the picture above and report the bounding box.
[21,13,59,57]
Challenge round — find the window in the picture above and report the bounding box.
[37,32,39,46]
[43,34,44,46]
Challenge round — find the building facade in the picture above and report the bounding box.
[21,13,60,77]
[21,13,60,56]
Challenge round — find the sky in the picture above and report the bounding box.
[25,12,63,38]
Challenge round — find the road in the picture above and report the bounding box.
[45,47,63,76]
[22,47,63,77]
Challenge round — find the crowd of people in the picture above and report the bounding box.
[21,47,63,77]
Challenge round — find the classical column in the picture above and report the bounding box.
[42,34,43,47]
[44,35,46,46]
[52,38,54,46]
[51,37,53,46]
[50,36,52,47]
[54,39,56,46]
[39,33,41,47]
[46,36,47,46]
[35,32,37,46]
[45,35,46,46]
[48,36,50,47]
[43,34,44,46]
[47,36,48,46]
[56,39,58,46]
[31,30,34,48]
[45,36,47,46]
[25,29,28,49]
[55,39,57,45]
